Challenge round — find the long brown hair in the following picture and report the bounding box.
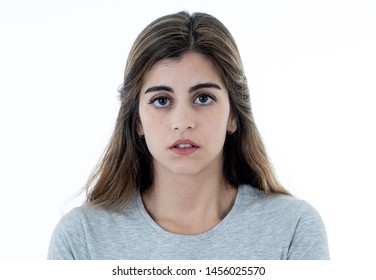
[85,11,290,211]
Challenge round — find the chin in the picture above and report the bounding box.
[169,166,202,176]
[164,160,205,176]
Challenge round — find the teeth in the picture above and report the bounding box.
[176,144,193,148]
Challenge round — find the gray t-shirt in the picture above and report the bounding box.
[48,184,329,259]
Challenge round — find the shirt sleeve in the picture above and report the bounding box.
[47,208,90,260]
[287,200,330,260]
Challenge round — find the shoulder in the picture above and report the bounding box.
[54,200,140,233]
[237,184,316,216]
[48,202,138,260]
[237,184,325,230]
[236,185,329,259]
[51,204,108,230]
[47,206,90,259]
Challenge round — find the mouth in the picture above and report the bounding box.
[174,144,197,149]
[170,139,199,149]
[170,140,199,155]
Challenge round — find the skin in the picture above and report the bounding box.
[138,52,237,235]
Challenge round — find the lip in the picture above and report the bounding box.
[169,139,200,156]
[170,139,199,148]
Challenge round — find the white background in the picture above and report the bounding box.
[0,0,375,260]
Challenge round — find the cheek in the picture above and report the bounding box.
[208,110,230,131]
[140,113,165,136]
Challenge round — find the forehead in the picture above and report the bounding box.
[142,52,224,86]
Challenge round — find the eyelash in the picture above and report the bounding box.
[148,93,216,109]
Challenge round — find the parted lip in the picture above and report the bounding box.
[170,139,199,148]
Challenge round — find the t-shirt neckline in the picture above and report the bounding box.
[136,185,246,241]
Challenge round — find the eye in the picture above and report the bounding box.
[150,96,171,108]
[194,93,214,105]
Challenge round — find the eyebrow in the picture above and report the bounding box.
[144,83,222,94]
[144,85,173,94]
[189,83,222,93]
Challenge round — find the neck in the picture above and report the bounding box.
[141,167,237,235]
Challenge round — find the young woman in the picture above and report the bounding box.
[48,11,329,260]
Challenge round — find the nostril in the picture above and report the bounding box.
[173,124,194,131]
[172,119,195,131]
[171,109,195,131]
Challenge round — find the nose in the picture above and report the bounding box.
[171,104,195,132]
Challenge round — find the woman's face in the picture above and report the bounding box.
[138,52,237,177]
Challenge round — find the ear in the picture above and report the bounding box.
[227,113,238,134]
[136,119,144,137]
